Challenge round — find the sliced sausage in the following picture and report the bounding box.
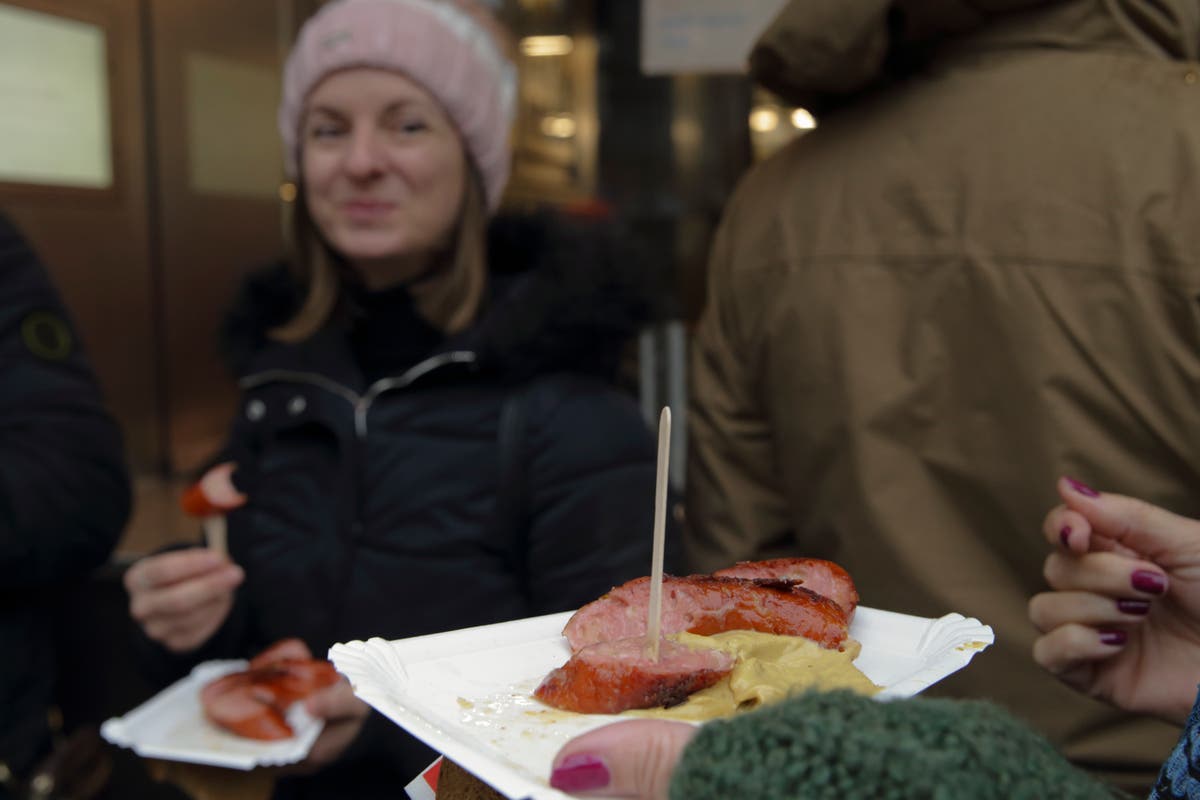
[713,558,859,617]
[534,637,734,714]
[563,575,850,653]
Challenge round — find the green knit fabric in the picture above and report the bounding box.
[669,691,1124,800]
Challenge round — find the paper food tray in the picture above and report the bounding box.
[330,606,994,800]
[101,659,324,770]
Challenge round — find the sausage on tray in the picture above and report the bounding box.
[563,575,850,654]
[201,640,340,740]
[534,637,734,714]
[712,557,859,616]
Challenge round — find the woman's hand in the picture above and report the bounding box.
[548,720,697,799]
[1029,476,1200,725]
[124,549,244,653]
[298,680,371,770]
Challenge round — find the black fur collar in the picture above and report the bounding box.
[221,211,669,383]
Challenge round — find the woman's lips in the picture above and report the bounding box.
[341,199,395,221]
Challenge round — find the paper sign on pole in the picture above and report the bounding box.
[640,0,788,75]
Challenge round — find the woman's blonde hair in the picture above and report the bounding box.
[271,165,489,342]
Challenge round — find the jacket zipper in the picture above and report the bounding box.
[353,351,478,437]
[238,350,478,646]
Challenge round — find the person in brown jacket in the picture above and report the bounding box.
[686,0,1200,791]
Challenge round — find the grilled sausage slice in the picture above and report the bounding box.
[201,643,340,740]
[713,558,859,617]
[534,637,734,714]
[563,575,850,653]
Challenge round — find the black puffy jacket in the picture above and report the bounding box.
[0,213,130,781]
[144,213,676,798]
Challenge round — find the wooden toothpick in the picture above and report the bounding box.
[645,407,670,661]
[203,516,228,558]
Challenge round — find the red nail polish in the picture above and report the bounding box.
[1099,629,1127,646]
[550,754,610,793]
[1116,598,1151,615]
[1131,570,1166,595]
[1059,525,1072,548]
[1065,477,1100,498]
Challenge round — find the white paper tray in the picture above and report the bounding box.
[101,659,324,770]
[330,606,993,800]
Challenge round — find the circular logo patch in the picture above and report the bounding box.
[20,311,73,361]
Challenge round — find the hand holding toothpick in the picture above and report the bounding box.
[645,407,670,661]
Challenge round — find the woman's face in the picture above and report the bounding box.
[301,68,467,285]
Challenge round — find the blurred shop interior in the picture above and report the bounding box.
[0,0,818,795]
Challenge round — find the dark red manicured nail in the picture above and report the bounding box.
[1116,599,1151,615]
[550,755,610,793]
[1131,570,1166,595]
[1099,629,1127,646]
[1059,525,1072,548]
[1065,477,1100,497]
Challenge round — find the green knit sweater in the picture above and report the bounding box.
[670,691,1125,800]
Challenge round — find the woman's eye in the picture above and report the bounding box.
[385,116,428,134]
[309,124,345,140]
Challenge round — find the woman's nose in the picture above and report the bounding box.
[343,129,384,178]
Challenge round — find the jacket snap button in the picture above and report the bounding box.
[246,399,266,421]
[288,396,307,415]
[1186,70,1198,85]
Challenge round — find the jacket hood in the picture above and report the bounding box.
[221,212,669,383]
[751,0,1200,108]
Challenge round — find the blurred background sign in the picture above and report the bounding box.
[0,3,112,187]
[640,0,787,75]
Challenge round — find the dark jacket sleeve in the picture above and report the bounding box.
[0,214,130,588]
[670,690,1120,800]
[519,375,680,614]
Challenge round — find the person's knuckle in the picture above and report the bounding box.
[156,592,190,616]
[1027,594,1049,629]
[129,596,153,623]
[1042,553,1063,586]
[144,619,171,643]
[1032,638,1065,673]
[1061,623,1094,651]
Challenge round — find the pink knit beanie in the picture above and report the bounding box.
[279,0,517,210]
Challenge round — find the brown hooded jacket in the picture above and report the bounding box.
[687,0,1200,789]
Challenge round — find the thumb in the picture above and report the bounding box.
[550,720,697,800]
[200,462,248,510]
[1058,476,1200,562]
[304,680,364,722]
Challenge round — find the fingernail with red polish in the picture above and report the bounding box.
[1059,525,1072,548]
[1065,477,1100,498]
[1116,599,1151,615]
[1131,570,1166,595]
[550,755,610,793]
[1099,630,1127,646]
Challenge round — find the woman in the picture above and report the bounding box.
[123,1,670,796]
